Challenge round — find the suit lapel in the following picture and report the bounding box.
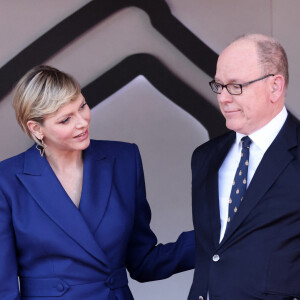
[79,142,114,234]
[220,116,299,247]
[206,132,236,248]
[17,145,110,268]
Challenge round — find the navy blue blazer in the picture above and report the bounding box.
[188,115,300,300]
[0,140,195,300]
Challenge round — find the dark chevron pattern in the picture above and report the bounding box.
[0,0,225,137]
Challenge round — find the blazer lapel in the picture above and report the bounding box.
[17,145,110,268]
[220,116,299,247]
[79,143,114,234]
[206,132,236,248]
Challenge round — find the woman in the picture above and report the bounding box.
[0,65,194,299]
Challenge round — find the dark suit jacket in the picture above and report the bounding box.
[188,115,300,300]
[0,140,194,300]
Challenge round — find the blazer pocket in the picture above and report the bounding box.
[265,250,300,298]
[20,277,69,297]
[265,295,299,300]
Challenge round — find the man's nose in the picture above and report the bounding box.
[218,87,233,103]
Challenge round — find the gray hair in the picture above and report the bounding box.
[234,34,289,87]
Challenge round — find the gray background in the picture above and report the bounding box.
[0,1,299,299]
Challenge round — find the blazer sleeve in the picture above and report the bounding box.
[126,144,195,282]
[0,188,20,299]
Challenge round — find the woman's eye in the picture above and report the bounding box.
[80,102,87,109]
[60,117,70,124]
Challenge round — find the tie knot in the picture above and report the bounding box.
[241,136,252,149]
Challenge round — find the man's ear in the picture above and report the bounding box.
[27,120,43,140]
[270,74,285,102]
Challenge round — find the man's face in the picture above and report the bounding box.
[215,40,274,135]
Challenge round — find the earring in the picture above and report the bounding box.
[35,137,45,157]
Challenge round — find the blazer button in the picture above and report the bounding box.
[199,296,204,300]
[56,283,64,292]
[212,254,220,262]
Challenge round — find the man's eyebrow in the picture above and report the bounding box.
[214,77,240,83]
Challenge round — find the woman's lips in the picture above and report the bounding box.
[74,129,89,141]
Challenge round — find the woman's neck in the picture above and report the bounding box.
[45,149,83,173]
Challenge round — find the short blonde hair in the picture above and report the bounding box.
[13,65,81,145]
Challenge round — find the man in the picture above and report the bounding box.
[188,34,300,300]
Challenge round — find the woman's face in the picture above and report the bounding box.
[40,93,91,155]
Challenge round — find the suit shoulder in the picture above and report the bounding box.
[192,131,232,158]
[0,151,25,173]
[0,151,28,186]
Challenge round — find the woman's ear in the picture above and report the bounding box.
[27,120,43,140]
[270,74,285,102]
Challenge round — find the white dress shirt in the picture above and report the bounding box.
[205,107,288,300]
[218,106,288,242]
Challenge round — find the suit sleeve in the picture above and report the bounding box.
[0,188,20,299]
[126,144,195,282]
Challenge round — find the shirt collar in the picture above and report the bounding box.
[235,106,288,151]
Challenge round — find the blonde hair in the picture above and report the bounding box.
[13,65,81,146]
